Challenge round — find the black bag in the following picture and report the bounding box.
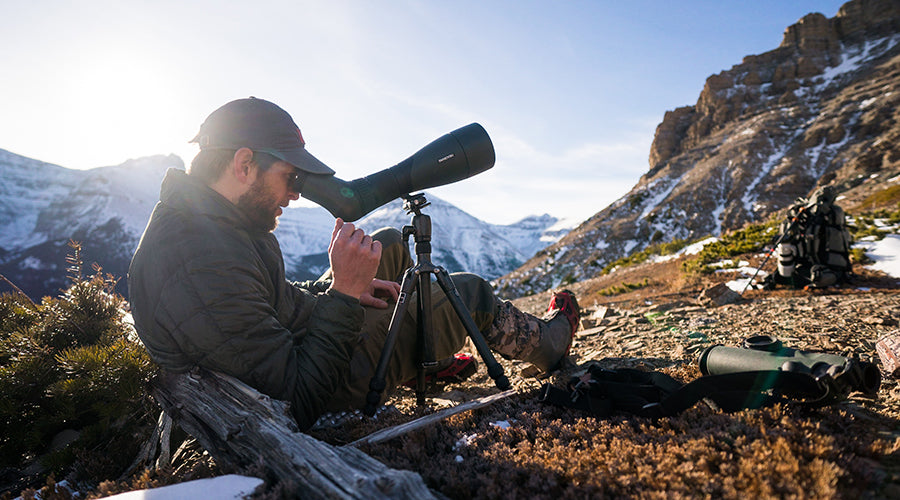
[538,362,845,419]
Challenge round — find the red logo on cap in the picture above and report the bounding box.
[296,127,306,147]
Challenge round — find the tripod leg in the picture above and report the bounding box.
[415,268,438,406]
[364,266,418,416]
[433,269,511,391]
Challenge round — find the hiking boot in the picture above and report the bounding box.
[485,290,580,373]
[544,289,580,356]
[402,353,478,389]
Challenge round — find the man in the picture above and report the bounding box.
[129,97,579,430]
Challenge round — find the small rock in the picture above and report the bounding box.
[50,429,80,452]
[876,331,900,378]
[698,283,742,307]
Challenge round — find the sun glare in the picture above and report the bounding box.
[51,47,189,169]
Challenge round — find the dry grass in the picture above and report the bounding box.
[356,397,897,499]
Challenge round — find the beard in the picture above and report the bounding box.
[236,176,281,233]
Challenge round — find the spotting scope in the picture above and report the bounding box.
[698,335,881,397]
[294,123,495,221]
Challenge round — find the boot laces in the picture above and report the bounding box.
[546,289,580,338]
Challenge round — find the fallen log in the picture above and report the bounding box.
[151,368,435,500]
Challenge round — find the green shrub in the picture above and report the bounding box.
[681,221,778,275]
[0,243,157,482]
[847,208,900,241]
[850,247,873,265]
[598,278,651,296]
[858,184,900,209]
[602,238,693,275]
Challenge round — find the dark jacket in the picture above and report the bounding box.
[128,168,363,429]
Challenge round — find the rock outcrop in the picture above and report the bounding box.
[499,0,900,298]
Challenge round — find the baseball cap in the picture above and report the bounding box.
[190,97,335,175]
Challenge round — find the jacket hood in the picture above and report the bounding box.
[159,168,260,233]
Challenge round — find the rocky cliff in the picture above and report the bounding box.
[498,0,900,297]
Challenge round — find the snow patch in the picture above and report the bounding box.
[725,266,770,292]
[18,256,51,270]
[490,420,512,429]
[100,475,263,500]
[640,175,685,219]
[646,237,718,264]
[742,144,792,214]
[815,36,900,90]
[858,234,900,279]
[454,433,478,451]
[860,96,878,109]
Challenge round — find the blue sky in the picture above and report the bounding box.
[1,0,847,224]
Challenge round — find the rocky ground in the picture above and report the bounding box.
[36,252,898,499]
[305,256,900,499]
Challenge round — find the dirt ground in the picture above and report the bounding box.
[306,255,900,499]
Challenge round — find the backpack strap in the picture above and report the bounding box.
[539,367,836,418]
[653,370,832,415]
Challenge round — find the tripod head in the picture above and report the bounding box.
[401,193,433,254]
[402,193,431,215]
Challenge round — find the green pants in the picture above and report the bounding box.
[325,227,499,411]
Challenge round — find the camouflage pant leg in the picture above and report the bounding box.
[325,251,499,411]
[483,300,546,360]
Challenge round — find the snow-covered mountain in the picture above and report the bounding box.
[354,195,572,281]
[0,149,569,299]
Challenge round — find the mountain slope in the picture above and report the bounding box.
[498,0,900,297]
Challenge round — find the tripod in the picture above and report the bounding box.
[363,193,511,415]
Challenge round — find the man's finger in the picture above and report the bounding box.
[361,295,389,309]
[385,281,399,301]
[329,218,345,253]
[339,221,357,240]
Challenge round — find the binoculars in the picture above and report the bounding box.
[699,335,881,398]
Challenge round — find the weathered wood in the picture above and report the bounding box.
[155,411,174,469]
[151,368,436,500]
[123,410,172,478]
[349,389,517,448]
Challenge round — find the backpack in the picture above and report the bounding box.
[769,186,852,288]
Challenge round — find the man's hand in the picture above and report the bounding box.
[327,218,381,300]
[360,279,401,309]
